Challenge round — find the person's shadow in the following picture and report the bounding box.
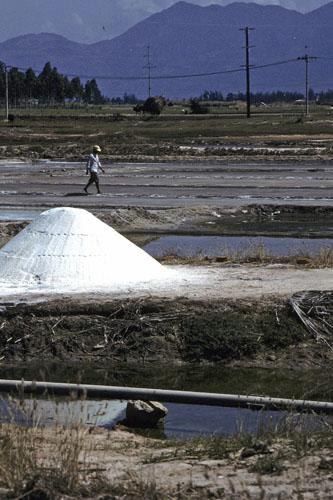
[64,192,88,197]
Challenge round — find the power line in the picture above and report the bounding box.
[240,26,255,118]
[5,59,299,82]
[2,54,325,84]
[252,58,300,70]
[6,64,244,80]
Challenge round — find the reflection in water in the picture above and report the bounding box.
[0,210,40,221]
[143,235,333,258]
[0,362,332,437]
[22,399,126,427]
[0,397,329,439]
[0,362,332,401]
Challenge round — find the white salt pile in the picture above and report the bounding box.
[0,207,167,295]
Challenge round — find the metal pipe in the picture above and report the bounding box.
[0,379,332,414]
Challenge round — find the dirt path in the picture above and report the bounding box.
[0,160,332,210]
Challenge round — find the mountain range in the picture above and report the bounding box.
[0,1,330,43]
[0,1,332,98]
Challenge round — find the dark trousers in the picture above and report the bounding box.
[84,172,100,193]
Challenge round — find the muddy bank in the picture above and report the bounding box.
[99,204,333,237]
[0,297,331,368]
[1,204,332,238]
[0,221,27,238]
[0,132,332,163]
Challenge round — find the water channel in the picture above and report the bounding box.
[142,234,333,258]
[0,209,331,437]
[0,208,331,260]
[0,363,331,438]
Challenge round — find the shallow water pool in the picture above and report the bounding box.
[0,363,331,438]
[143,234,333,258]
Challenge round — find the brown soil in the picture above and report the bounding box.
[0,296,332,369]
[0,130,332,163]
[0,221,27,239]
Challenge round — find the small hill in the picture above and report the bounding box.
[0,34,88,71]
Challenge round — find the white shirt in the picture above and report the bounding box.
[86,154,102,174]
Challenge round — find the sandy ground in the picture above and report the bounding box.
[1,264,332,303]
[3,425,331,499]
[103,264,333,301]
[87,427,333,499]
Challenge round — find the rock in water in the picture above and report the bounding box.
[0,207,165,293]
[125,400,168,428]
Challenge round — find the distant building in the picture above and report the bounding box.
[27,98,39,106]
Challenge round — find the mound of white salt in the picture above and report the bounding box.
[0,207,166,293]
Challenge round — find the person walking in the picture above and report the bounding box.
[84,145,105,194]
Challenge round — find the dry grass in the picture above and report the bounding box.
[0,400,332,498]
[0,415,170,498]
[294,246,333,268]
[0,424,39,492]
[159,243,333,268]
[0,414,99,497]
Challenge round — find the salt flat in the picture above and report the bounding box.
[0,161,332,209]
[1,264,331,302]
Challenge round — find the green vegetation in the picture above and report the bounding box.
[0,61,106,106]
[199,88,333,104]
[250,455,285,475]
[180,306,305,362]
[200,89,305,103]
[0,101,332,160]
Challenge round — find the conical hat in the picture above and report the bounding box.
[0,207,165,292]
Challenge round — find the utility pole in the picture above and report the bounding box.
[240,27,254,118]
[144,45,155,98]
[298,48,317,116]
[5,65,9,121]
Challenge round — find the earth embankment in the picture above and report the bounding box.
[1,292,332,368]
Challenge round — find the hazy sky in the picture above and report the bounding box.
[0,0,330,44]
[139,0,329,13]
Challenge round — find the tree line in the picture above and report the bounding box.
[199,90,305,103]
[1,60,332,106]
[0,62,107,105]
[199,89,333,103]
